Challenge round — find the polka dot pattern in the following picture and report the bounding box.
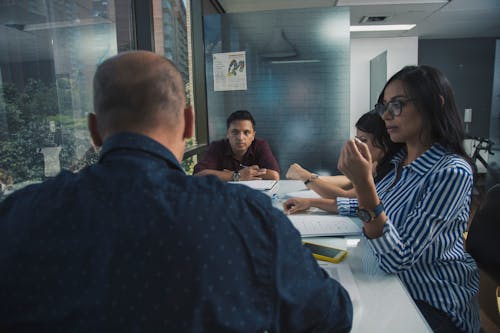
[0,133,352,332]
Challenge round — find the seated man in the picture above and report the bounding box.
[0,51,352,332]
[193,110,280,181]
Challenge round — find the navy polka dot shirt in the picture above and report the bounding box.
[0,132,352,332]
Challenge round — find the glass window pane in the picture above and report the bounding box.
[204,8,350,175]
[153,0,196,174]
[0,0,131,192]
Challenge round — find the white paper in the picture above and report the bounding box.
[229,180,278,191]
[288,214,361,237]
[213,51,247,91]
[284,189,321,199]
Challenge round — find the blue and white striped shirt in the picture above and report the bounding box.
[338,144,480,332]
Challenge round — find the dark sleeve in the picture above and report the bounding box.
[247,195,353,332]
[255,140,280,173]
[467,199,500,284]
[193,142,222,174]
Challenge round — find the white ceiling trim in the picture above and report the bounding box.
[336,0,448,5]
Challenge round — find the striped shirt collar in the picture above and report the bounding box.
[390,144,447,176]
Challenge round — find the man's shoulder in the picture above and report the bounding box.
[202,139,230,157]
[253,138,270,146]
[0,171,78,212]
[438,153,473,174]
[185,174,271,204]
[250,138,272,152]
[12,170,76,193]
[181,176,286,237]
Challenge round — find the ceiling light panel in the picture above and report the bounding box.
[337,0,448,5]
[350,24,416,31]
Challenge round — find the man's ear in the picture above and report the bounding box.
[183,106,194,139]
[88,113,103,147]
[439,95,445,107]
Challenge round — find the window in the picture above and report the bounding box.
[0,0,133,192]
[0,0,205,197]
[153,0,197,174]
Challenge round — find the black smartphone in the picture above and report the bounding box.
[303,242,347,263]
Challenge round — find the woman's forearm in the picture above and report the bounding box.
[353,178,386,238]
[308,198,338,213]
[308,179,356,199]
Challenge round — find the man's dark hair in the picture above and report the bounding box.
[226,110,255,129]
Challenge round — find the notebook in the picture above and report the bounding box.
[288,214,362,237]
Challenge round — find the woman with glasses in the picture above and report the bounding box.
[283,111,403,213]
[337,65,479,332]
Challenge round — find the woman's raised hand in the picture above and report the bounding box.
[338,139,373,187]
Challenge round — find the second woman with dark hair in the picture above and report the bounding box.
[283,111,403,212]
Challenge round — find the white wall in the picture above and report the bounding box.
[489,39,500,147]
[486,39,500,177]
[350,37,418,137]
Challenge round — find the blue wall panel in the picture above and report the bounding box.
[204,7,350,175]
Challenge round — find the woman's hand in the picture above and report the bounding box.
[283,198,311,214]
[338,139,373,187]
[371,160,378,177]
[285,163,311,181]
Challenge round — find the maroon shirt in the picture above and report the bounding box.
[194,138,280,174]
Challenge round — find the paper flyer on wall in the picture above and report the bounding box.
[213,51,247,91]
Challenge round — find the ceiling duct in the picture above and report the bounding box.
[261,28,297,58]
[359,15,390,23]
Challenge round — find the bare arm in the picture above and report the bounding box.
[306,178,356,198]
[283,197,338,214]
[318,175,353,189]
[285,163,355,198]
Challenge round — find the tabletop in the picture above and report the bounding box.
[276,180,431,333]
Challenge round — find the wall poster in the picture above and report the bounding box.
[213,51,247,91]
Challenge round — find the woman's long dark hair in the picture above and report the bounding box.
[355,111,404,182]
[378,65,469,160]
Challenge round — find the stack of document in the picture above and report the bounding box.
[288,214,362,237]
[229,180,279,196]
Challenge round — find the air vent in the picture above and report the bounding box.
[359,16,390,23]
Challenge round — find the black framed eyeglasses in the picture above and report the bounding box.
[354,135,368,143]
[375,99,415,118]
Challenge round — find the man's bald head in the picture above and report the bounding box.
[93,51,185,138]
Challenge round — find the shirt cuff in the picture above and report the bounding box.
[366,221,401,255]
[336,197,358,217]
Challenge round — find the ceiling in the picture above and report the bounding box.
[217,0,500,39]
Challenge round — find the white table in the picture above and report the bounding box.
[276,180,431,333]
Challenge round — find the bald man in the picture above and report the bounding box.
[0,51,352,332]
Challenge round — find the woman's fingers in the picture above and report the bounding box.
[338,139,373,181]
